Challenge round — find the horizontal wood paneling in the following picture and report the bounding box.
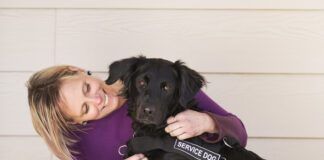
[0,136,51,160]
[1,0,324,9]
[56,10,324,73]
[0,6,323,160]
[0,9,55,71]
[0,72,36,135]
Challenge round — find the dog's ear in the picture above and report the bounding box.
[174,60,206,107]
[105,56,146,85]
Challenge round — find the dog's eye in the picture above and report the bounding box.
[139,80,146,87]
[161,82,169,91]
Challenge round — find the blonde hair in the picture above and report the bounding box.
[27,65,81,160]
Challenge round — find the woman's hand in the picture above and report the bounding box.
[125,153,148,160]
[165,109,218,140]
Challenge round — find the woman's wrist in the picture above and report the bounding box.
[203,112,218,134]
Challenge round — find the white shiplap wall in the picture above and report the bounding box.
[1,1,324,160]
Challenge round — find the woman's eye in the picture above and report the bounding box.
[82,103,89,115]
[85,104,89,114]
[86,104,89,113]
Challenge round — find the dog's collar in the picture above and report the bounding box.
[133,123,168,137]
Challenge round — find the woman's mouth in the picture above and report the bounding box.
[104,94,109,106]
[100,94,109,111]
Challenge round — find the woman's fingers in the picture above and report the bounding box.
[168,126,184,137]
[166,124,196,140]
[125,153,148,160]
[165,109,217,139]
[165,117,195,140]
[166,116,177,124]
[177,132,192,140]
[165,120,183,133]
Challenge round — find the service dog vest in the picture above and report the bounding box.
[127,136,240,160]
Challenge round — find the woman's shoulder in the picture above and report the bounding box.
[75,103,133,142]
[71,103,134,159]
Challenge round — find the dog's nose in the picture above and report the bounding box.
[143,107,153,115]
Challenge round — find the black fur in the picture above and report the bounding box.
[106,56,264,160]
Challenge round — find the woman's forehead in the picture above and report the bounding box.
[59,74,85,119]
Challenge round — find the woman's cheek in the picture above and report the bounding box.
[88,108,100,120]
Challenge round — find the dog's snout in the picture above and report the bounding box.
[143,107,154,115]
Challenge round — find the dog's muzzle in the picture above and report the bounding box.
[136,105,164,125]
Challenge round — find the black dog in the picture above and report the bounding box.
[106,56,264,160]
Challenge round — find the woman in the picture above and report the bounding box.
[27,65,247,160]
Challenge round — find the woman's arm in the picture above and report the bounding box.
[165,90,247,147]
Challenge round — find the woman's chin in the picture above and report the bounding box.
[98,96,121,119]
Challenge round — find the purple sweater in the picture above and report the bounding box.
[72,91,247,160]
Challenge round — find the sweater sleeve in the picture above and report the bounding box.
[194,90,247,147]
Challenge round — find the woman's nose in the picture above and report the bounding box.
[86,94,102,106]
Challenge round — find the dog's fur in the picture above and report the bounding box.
[106,56,264,160]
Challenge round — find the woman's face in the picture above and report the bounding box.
[59,72,125,124]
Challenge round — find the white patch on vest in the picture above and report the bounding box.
[174,139,222,160]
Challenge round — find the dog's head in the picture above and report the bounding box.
[106,56,205,127]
